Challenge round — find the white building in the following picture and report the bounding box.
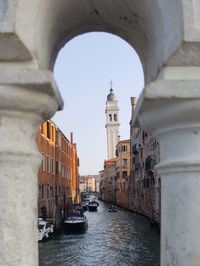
[105,87,120,160]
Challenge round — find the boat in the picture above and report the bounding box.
[38,218,54,241]
[108,205,118,212]
[73,203,84,212]
[88,200,99,211]
[81,201,88,211]
[64,210,88,232]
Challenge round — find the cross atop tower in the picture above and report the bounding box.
[110,80,113,91]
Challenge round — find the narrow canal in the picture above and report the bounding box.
[39,202,160,265]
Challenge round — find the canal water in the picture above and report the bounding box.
[39,202,160,266]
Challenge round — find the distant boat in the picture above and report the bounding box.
[88,200,99,212]
[38,218,54,241]
[108,205,118,212]
[64,210,88,232]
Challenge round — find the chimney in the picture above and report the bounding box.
[130,97,137,109]
[130,97,137,126]
[70,132,73,144]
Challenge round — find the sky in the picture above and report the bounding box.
[53,32,144,175]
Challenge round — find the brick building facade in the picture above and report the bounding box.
[37,120,79,228]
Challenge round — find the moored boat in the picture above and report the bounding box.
[38,218,54,241]
[64,211,88,232]
[88,200,99,212]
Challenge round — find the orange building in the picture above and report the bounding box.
[37,120,79,229]
[70,133,80,204]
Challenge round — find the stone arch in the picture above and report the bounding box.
[0,0,183,83]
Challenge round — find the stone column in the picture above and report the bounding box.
[0,70,63,266]
[134,67,200,266]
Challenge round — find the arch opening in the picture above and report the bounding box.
[52,32,144,175]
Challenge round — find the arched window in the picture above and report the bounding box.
[114,114,117,121]
[109,114,112,121]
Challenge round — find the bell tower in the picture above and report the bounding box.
[105,84,120,159]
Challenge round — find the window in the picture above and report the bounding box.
[65,168,67,178]
[62,165,65,178]
[51,125,54,142]
[151,178,155,187]
[52,158,54,175]
[56,161,59,175]
[68,169,71,180]
[61,137,64,150]
[47,155,50,174]
[59,161,61,173]
[122,171,128,177]
[46,184,50,198]
[41,154,45,172]
[109,114,112,121]
[121,145,127,152]
[114,114,117,121]
[63,140,66,152]
[47,121,51,139]
[123,159,128,167]
[58,134,62,147]
[50,186,54,198]
[66,143,69,154]
[39,185,42,199]
[41,184,45,199]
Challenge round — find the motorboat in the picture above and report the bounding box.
[108,205,118,212]
[64,210,88,232]
[88,200,99,212]
[38,218,54,241]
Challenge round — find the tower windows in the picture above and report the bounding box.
[109,114,112,121]
[114,114,117,121]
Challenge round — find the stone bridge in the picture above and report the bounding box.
[0,1,200,265]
